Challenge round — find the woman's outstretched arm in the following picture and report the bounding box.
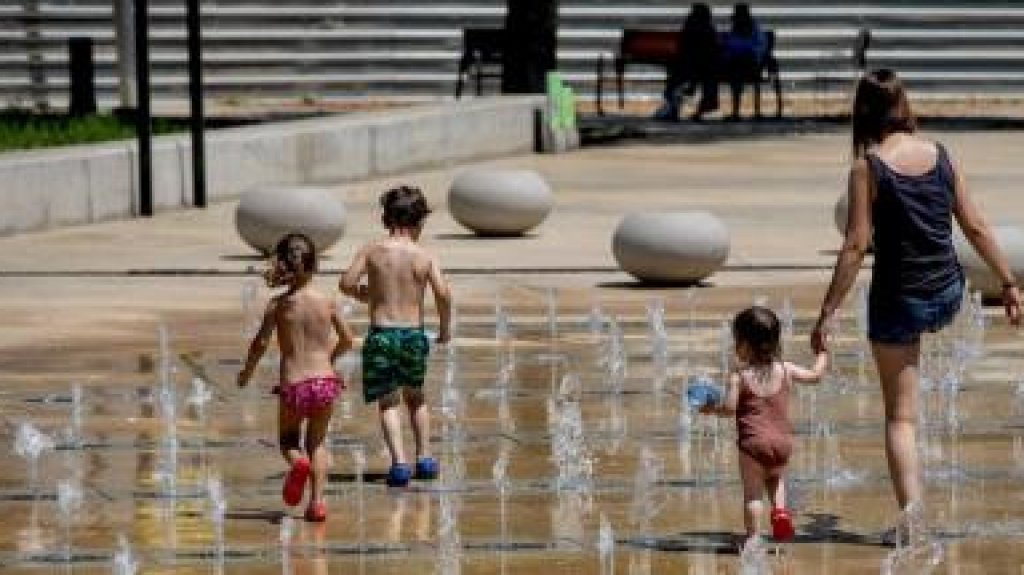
[812,158,873,351]
[950,158,1022,325]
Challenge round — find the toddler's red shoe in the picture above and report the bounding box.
[282,457,310,506]
[305,501,327,522]
[771,507,795,541]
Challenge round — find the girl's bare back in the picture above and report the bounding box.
[275,287,338,384]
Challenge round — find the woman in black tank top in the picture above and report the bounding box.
[812,69,1021,540]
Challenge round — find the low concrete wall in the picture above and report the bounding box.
[0,96,543,236]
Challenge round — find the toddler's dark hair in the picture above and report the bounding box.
[274,232,317,274]
[732,306,781,365]
[380,185,431,228]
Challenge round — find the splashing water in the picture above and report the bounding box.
[855,285,869,340]
[548,377,593,495]
[437,492,462,575]
[780,296,795,341]
[351,446,367,553]
[14,422,55,493]
[495,299,511,342]
[112,534,138,575]
[605,319,627,394]
[546,287,558,339]
[186,377,213,408]
[492,448,509,493]
[880,501,944,574]
[588,300,605,336]
[57,478,83,561]
[67,383,84,447]
[207,475,227,569]
[646,298,670,395]
[738,536,770,575]
[630,446,664,544]
[493,446,510,549]
[599,514,615,575]
[822,422,863,489]
[241,278,261,339]
[279,515,293,574]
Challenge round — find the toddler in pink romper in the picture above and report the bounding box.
[701,306,828,551]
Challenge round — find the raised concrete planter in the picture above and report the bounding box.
[955,224,1024,298]
[448,169,554,236]
[612,211,731,284]
[0,96,543,236]
[235,187,346,254]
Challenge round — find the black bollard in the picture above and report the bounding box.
[68,37,97,117]
[135,0,153,217]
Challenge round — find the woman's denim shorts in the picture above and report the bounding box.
[868,279,964,345]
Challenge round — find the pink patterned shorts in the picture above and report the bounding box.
[274,375,343,416]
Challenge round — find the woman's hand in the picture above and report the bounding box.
[237,367,252,388]
[810,311,832,354]
[1004,283,1022,326]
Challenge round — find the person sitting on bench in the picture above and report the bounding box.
[654,3,720,122]
[721,3,767,120]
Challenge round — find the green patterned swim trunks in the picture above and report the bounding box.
[361,326,430,404]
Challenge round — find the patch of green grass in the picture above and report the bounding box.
[0,109,184,153]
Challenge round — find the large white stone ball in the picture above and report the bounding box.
[235,186,346,254]
[448,169,554,236]
[954,224,1024,298]
[612,211,731,284]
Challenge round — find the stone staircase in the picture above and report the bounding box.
[2,1,1024,110]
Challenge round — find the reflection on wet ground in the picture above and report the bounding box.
[1,284,1023,574]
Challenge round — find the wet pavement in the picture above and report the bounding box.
[1,131,1023,573]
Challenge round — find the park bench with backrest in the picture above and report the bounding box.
[596,27,782,118]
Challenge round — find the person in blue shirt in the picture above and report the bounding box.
[721,3,766,120]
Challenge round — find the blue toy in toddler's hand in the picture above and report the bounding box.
[686,376,723,410]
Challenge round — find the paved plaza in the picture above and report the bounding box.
[1,129,1023,573]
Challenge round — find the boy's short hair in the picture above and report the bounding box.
[274,232,318,274]
[380,185,432,228]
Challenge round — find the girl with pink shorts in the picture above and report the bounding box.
[239,233,354,522]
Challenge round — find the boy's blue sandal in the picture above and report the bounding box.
[386,464,412,487]
[415,457,439,480]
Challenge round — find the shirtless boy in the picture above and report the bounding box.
[340,185,452,487]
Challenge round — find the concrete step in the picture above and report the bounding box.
[5,1,1024,108]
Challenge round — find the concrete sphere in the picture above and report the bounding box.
[235,186,346,254]
[612,211,731,284]
[448,169,554,236]
[955,225,1024,298]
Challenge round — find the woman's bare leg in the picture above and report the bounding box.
[872,341,922,509]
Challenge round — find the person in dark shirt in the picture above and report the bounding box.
[813,68,1021,545]
[654,3,720,122]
